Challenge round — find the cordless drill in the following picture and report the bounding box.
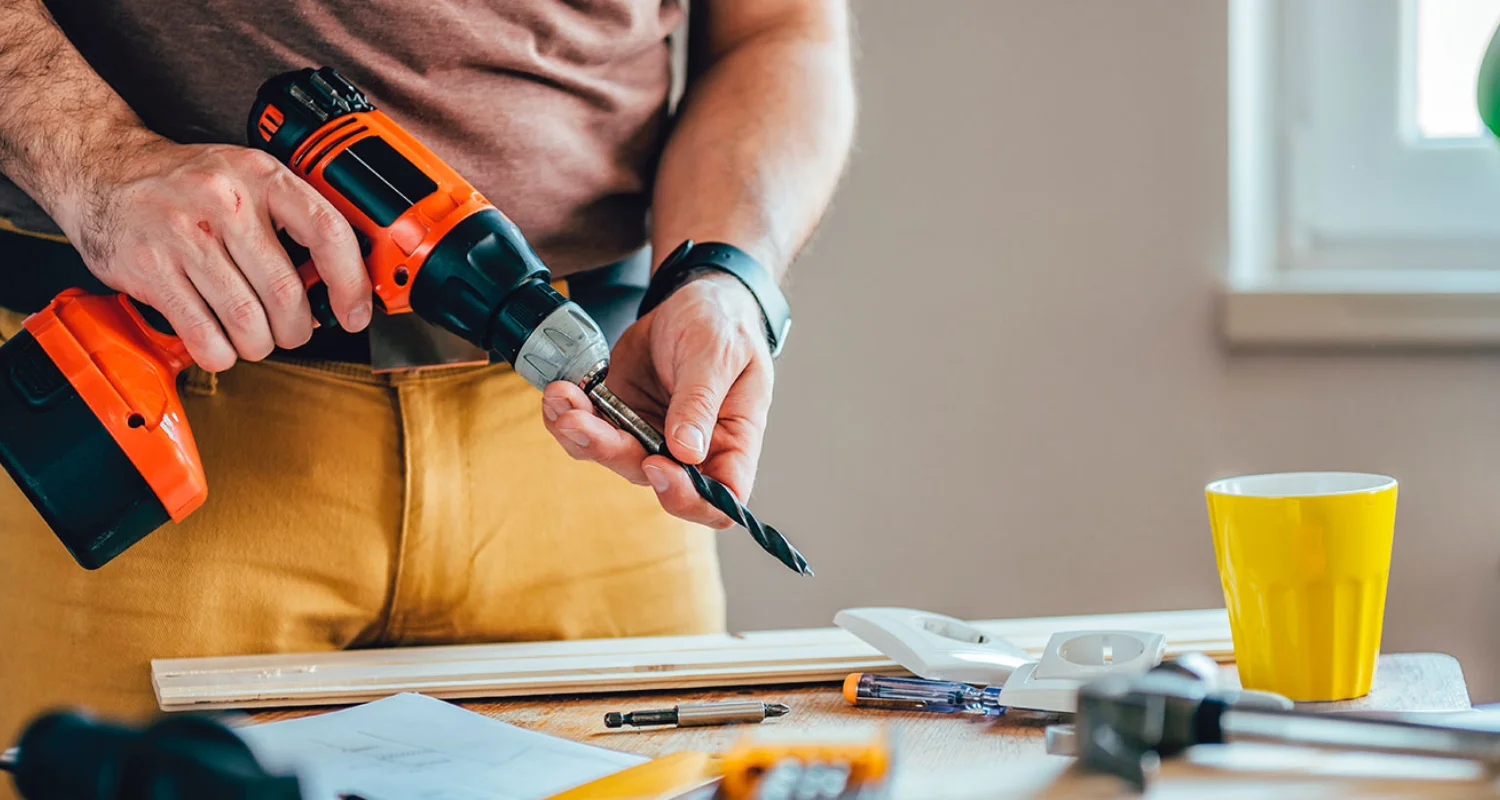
[0,67,809,574]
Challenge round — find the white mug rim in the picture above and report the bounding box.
[1205,471,1397,499]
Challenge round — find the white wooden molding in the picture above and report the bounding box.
[1222,270,1500,348]
[153,608,1233,712]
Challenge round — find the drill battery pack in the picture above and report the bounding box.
[0,328,170,568]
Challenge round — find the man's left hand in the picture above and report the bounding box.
[540,273,773,528]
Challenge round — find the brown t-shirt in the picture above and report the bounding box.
[4,0,682,276]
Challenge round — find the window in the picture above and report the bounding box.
[1416,0,1500,139]
[1226,0,1500,346]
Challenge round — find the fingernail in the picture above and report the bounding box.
[562,428,589,448]
[543,397,564,422]
[348,301,372,330]
[644,464,670,493]
[673,424,706,457]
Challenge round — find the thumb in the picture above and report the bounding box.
[664,353,737,465]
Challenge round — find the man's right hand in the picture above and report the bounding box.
[52,135,372,372]
[0,1,371,371]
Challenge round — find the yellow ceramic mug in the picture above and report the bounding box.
[1205,472,1397,701]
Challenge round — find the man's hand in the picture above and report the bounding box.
[54,136,371,372]
[541,274,773,527]
[0,2,372,373]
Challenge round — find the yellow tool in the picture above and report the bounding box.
[544,752,719,800]
[719,726,891,799]
[543,726,892,799]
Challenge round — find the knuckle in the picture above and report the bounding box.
[200,173,240,210]
[158,292,200,326]
[678,386,720,418]
[179,313,223,349]
[265,165,296,193]
[164,207,198,234]
[237,148,283,177]
[267,270,307,311]
[307,203,352,244]
[183,169,225,199]
[224,296,265,330]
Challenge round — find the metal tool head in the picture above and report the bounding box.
[1153,651,1222,688]
[1078,660,1500,792]
[1075,671,1220,791]
[513,301,612,391]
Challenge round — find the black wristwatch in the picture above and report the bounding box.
[638,240,792,359]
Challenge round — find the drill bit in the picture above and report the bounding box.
[585,380,814,577]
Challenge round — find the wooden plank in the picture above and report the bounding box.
[158,608,1232,711]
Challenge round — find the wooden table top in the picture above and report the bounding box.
[251,653,1491,797]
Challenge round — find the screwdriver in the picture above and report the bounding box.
[842,673,1007,716]
[604,700,791,729]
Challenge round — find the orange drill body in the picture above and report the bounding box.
[271,106,493,315]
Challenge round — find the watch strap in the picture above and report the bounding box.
[638,240,792,358]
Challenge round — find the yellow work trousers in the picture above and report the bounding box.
[0,309,725,778]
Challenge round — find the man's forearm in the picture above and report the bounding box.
[0,0,157,232]
[651,1,856,279]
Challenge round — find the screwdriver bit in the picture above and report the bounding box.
[604,700,791,728]
[585,380,814,576]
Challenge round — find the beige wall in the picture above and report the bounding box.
[722,0,1500,702]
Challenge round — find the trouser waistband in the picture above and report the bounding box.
[0,227,652,366]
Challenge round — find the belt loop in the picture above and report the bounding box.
[183,366,218,397]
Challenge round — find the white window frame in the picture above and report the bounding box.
[1226,0,1500,347]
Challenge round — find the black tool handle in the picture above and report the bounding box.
[11,710,301,799]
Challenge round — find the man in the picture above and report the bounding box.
[0,0,855,760]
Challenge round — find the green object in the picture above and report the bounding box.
[1479,22,1500,137]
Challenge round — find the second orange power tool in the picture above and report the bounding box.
[0,67,811,575]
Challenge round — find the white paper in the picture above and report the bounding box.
[238,693,646,800]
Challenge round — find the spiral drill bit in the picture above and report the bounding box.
[584,379,813,577]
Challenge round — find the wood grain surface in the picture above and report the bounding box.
[248,653,1481,796]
